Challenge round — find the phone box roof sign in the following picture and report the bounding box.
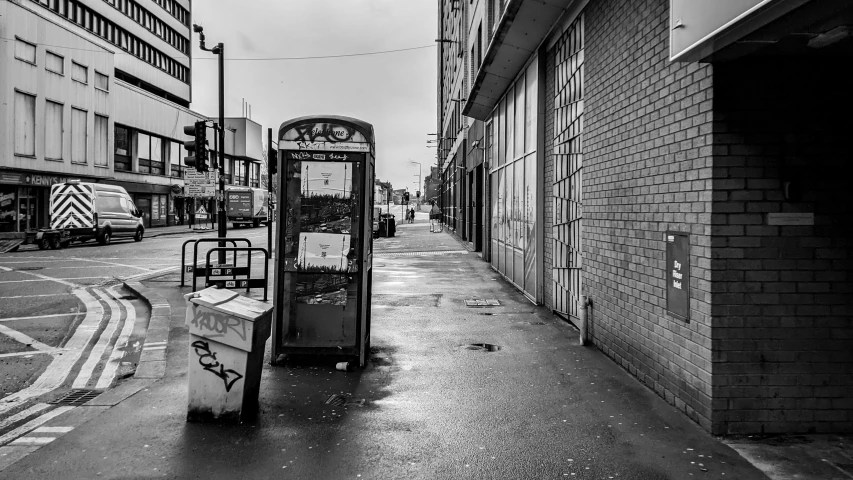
[278,116,375,154]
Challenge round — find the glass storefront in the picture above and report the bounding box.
[489,57,539,300]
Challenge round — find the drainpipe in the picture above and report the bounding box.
[578,296,591,346]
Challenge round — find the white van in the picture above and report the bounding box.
[33,181,144,249]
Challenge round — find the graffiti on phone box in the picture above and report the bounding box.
[191,340,244,392]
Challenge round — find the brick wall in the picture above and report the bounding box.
[583,0,716,429]
[711,59,853,434]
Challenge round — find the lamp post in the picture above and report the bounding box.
[194,24,226,263]
[409,160,422,211]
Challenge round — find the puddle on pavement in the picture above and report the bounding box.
[464,343,502,352]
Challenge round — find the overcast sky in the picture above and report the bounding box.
[190,0,437,192]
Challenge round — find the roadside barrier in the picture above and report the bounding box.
[204,247,270,301]
[181,238,252,290]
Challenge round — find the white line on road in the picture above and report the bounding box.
[0,406,73,446]
[0,294,71,299]
[0,276,109,284]
[9,437,55,445]
[95,287,138,390]
[68,257,151,271]
[0,324,56,352]
[0,351,55,359]
[0,290,103,416]
[0,266,11,272]
[0,312,83,323]
[3,270,78,288]
[121,266,178,281]
[31,426,74,434]
[0,404,51,432]
[73,289,122,389]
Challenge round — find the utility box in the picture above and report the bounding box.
[184,287,273,422]
[271,116,375,367]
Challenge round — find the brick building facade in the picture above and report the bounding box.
[448,0,852,435]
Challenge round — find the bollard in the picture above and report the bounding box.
[578,295,590,346]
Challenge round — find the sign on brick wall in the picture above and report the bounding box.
[666,231,690,321]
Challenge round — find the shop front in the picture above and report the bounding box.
[0,170,84,233]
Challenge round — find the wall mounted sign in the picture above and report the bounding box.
[666,231,690,321]
[0,171,77,186]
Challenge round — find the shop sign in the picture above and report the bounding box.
[0,172,77,186]
[666,231,690,321]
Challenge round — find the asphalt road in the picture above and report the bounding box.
[0,226,271,420]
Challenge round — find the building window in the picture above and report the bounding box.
[71,108,88,163]
[46,51,64,75]
[72,62,88,84]
[45,101,64,160]
[138,132,165,175]
[169,141,183,177]
[14,92,36,157]
[15,38,36,64]
[94,115,109,166]
[115,124,131,171]
[95,71,109,91]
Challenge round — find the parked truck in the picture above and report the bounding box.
[226,186,270,228]
[22,181,144,250]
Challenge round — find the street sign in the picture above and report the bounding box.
[186,185,217,198]
[185,168,219,186]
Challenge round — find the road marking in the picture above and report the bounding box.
[142,346,166,351]
[0,266,11,272]
[95,287,138,390]
[0,313,83,323]
[0,290,103,416]
[144,341,167,346]
[0,276,110,284]
[68,257,150,271]
[0,406,73,446]
[31,426,73,434]
[0,294,71,299]
[9,437,55,445]
[0,351,55,359]
[0,324,56,352]
[3,270,77,287]
[73,289,122,389]
[121,266,179,281]
[0,404,51,432]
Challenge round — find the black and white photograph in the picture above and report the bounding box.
[0,0,851,478]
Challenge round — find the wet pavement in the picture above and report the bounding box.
[0,213,838,479]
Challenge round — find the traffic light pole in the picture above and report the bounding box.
[267,127,273,257]
[217,42,226,264]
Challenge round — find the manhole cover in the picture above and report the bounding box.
[464,343,502,352]
[324,394,365,407]
[465,299,501,307]
[373,294,441,307]
[14,267,44,271]
[49,389,102,406]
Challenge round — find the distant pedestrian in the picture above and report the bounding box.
[429,201,441,233]
[408,208,415,223]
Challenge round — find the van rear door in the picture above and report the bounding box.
[50,183,95,230]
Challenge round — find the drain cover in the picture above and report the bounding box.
[465,343,502,352]
[50,389,102,406]
[324,394,365,407]
[465,299,501,307]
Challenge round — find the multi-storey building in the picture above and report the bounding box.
[441,0,853,435]
[0,0,262,233]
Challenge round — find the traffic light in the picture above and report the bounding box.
[183,121,208,172]
[416,191,421,199]
[269,147,278,175]
[403,192,410,204]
